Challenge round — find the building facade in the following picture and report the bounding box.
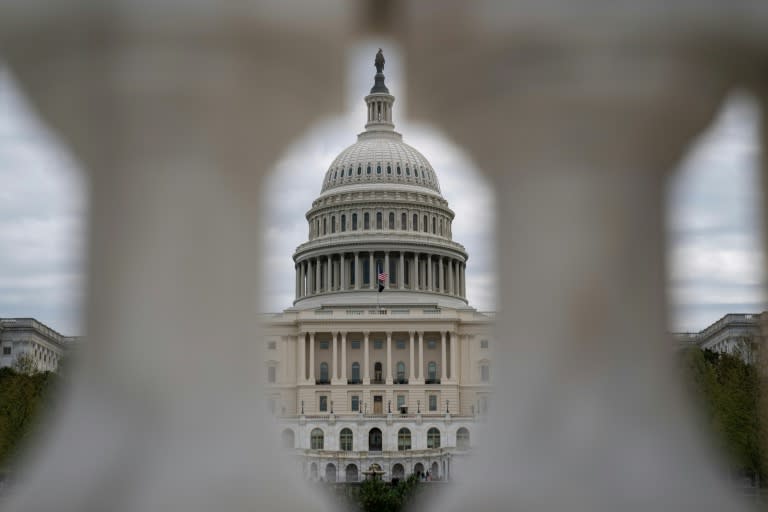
[261,53,494,482]
[0,318,73,372]
[675,312,766,363]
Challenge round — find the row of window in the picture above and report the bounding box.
[267,362,490,385]
[310,210,451,238]
[305,426,470,451]
[325,163,436,187]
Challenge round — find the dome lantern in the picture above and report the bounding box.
[364,49,395,133]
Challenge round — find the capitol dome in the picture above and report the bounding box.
[292,51,469,310]
[321,133,442,195]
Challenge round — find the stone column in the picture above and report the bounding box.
[417,331,424,383]
[414,253,420,290]
[340,253,346,291]
[363,331,370,384]
[331,331,338,383]
[450,332,457,382]
[354,252,360,290]
[295,264,299,298]
[341,332,347,382]
[298,332,306,384]
[369,252,375,289]
[399,252,405,289]
[439,256,445,293]
[308,332,315,383]
[408,331,415,382]
[384,251,390,289]
[440,331,447,381]
[386,332,393,384]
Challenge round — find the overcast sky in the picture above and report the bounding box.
[0,44,764,335]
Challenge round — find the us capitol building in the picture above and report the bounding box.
[261,51,494,483]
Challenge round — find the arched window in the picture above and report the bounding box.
[456,428,470,450]
[325,463,337,482]
[388,212,395,229]
[341,214,346,232]
[323,217,327,235]
[428,361,437,381]
[401,212,407,230]
[432,217,436,234]
[423,215,428,232]
[439,218,443,235]
[331,216,336,233]
[319,362,329,383]
[367,165,371,174]
[351,362,360,383]
[376,165,382,175]
[356,166,360,175]
[396,165,401,175]
[376,212,382,229]
[352,213,358,231]
[415,168,419,177]
[345,464,359,482]
[347,167,352,177]
[406,166,410,176]
[333,170,337,180]
[397,428,411,451]
[364,212,370,230]
[481,364,490,382]
[369,428,382,451]
[396,361,406,382]
[311,428,324,450]
[427,427,441,449]
[340,428,353,451]
[387,165,392,174]
[413,213,418,231]
[374,362,383,383]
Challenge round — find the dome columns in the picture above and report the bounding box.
[293,250,468,305]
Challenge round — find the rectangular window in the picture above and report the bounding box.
[481,365,490,382]
[352,213,358,230]
[351,395,360,412]
[401,212,406,230]
[364,212,370,230]
[319,395,328,412]
[376,212,382,229]
[267,341,277,350]
[389,212,395,229]
[480,339,489,349]
[427,340,437,349]
[319,341,329,350]
[2,346,10,356]
[429,394,437,412]
[268,366,276,383]
[396,340,406,350]
[351,340,361,349]
[397,395,405,409]
[412,213,418,231]
[341,215,346,232]
[374,340,383,350]
[331,216,336,233]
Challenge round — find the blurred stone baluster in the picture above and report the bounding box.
[400,2,765,510]
[0,2,348,511]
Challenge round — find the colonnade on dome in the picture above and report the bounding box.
[294,250,467,300]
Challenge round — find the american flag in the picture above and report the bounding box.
[378,271,389,283]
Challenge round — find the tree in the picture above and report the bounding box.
[684,347,765,485]
[0,367,57,470]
